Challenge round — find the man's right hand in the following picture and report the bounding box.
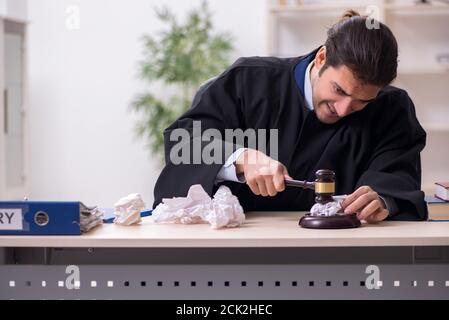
[235,149,292,197]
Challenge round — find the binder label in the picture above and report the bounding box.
[0,209,23,230]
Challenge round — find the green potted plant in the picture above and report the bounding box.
[131,1,234,160]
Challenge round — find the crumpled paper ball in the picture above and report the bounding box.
[152,184,245,229]
[310,195,347,217]
[114,193,146,226]
[208,185,245,229]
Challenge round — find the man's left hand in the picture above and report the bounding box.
[341,186,389,223]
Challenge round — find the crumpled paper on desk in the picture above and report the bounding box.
[152,185,245,229]
[310,195,347,217]
[114,193,146,226]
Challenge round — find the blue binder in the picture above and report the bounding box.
[0,201,85,235]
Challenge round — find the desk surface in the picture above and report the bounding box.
[1,212,449,248]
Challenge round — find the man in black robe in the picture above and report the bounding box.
[152,11,428,222]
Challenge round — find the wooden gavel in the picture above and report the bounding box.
[285,169,335,204]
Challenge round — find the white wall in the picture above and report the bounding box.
[0,0,28,20]
[27,0,267,208]
[0,0,5,15]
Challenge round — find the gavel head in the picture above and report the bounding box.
[314,169,335,204]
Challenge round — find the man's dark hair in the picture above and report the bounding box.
[321,10,398,87]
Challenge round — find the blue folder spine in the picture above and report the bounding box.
[0,201,81,235]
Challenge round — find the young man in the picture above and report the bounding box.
[153,11,428,222]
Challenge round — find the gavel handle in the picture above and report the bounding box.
[284,179,315,190]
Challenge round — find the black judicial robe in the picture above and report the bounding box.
[153,51,428,221]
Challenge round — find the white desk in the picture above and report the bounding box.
[1,212,449,300]
[1,212,449,248]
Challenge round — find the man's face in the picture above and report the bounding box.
[310,48,381,124]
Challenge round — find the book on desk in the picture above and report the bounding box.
[435,182,449,202]
[426,196,449,221]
